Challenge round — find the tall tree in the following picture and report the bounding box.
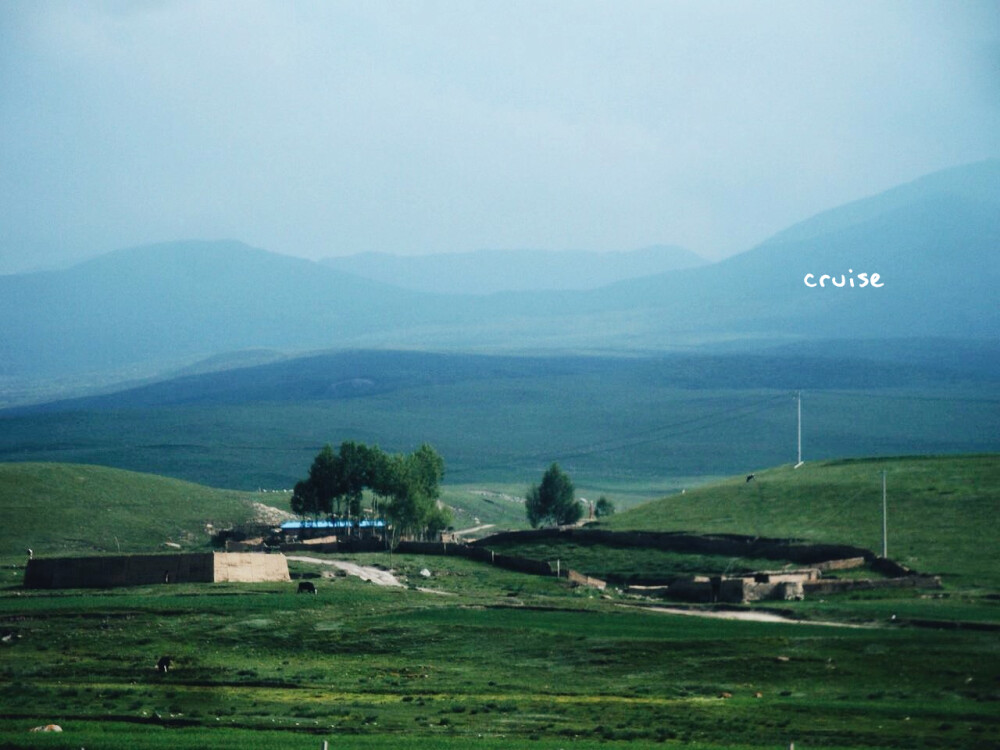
[290,479,322,518]
[525,463,581,528]
[336,440,372,520]
[384,444,449,543]
[306,443,339,516]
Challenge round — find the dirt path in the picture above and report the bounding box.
[451,523,495,537]
[629,604,877,629]
[285,556,404,587]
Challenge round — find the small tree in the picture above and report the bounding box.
[525,463,581,528]
[595,496,615,518]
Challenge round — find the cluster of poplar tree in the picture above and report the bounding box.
[291,441,450,542]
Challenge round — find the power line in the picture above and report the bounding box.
[818,390,1000,405]
[447,393,790,478]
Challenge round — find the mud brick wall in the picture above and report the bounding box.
[24,552,289,588]
[214,552,290,582]
[24,553,215,589]
[474,529,876,566]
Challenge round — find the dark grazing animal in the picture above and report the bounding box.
[746,474,755,483]
[156,656,173,673]
[297,581,317,594]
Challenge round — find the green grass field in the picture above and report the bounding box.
[1,457,998,748]
[1,557,998,749]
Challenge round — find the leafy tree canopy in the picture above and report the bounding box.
[595,496,615,518]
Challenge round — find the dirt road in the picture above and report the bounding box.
[285,556,404,587]
[633,604,876,628]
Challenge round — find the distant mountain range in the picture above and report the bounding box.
[1,159,998,391]
[320,245,707,294]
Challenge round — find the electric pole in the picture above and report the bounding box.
[881,470,888,558]
[794,391,804,468]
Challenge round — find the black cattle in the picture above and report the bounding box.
[297,581,317,594]
[156,656,173,673]
[746,474,755,483]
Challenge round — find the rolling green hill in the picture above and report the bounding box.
[599,454,1000,588]
[2,346,996,492]
[0,463,271,560]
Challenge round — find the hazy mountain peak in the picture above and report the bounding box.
[762,158,1000,247]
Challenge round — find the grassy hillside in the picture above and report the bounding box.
[0,463,267,559]
[3,347,997,492]
[598,454,1000,588]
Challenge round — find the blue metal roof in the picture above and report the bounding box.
[280,519,386,530]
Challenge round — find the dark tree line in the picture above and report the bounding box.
[291,441,450,541]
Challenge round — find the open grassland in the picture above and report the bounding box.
[1,554,998,750]
[599,454,1000,590]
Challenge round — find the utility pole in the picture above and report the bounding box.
[794,391,804,468]
[881,470,888,558]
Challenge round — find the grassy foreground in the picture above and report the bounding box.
[1,554,998,750]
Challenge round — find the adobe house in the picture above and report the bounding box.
[23,552,290,589]
[663,569,819,604]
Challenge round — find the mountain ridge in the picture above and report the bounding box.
[320,244,708,294]
[1,160,997,386]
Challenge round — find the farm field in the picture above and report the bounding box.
[1,554,998,750]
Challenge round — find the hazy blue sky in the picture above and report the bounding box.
[1,1,998,273]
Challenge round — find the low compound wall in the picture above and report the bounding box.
[803,575,941,596]
[472,528,876,566]
[24,553,289,589]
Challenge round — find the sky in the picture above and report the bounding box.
[1,1,998,274]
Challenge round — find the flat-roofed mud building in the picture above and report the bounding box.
[24,552,290,589]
